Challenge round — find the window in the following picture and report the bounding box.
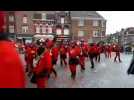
[61,17,65,24]
[93,20,99,27]
[42,25,46,33]
[33,13,42,19]
[79,18,84,26]
[9,16,14,22]
[48,26,52,33]
[93,30,99,37]
[23,16,28,24]
[22,26,28,33]
[9,25,15,33]
[42,13,46,20]
[56,29,62,35]
[35,25,40,33]
[102,31,105,36]
[101,21,105,27]
[78,31,84,37]
[64,28,69,35]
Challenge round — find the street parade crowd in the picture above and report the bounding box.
[0,11,125,88]
[0,32,123,88]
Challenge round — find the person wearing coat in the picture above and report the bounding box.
[0,11,25,88]
[79,44,86,71]
[25,44,36,76]
[127,55,134,75]
[88,43,97,69]
[107,45,112,58]
[60,45,67,67]
[0,33,25,88]
[33,40,53,88]
[68,44,79,80]
[51,43,59,78]
[114,45,122,62]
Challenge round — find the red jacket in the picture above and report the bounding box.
[69,48,78,58]
[75,46,81,56]
[33,50,52,75]
[108,46,112,52]
[52,47,59,60]
[25,47,35,62]
[0,41,25,88]
[89,46,97,54]
[97,46,101,54]
[60,46,66,55]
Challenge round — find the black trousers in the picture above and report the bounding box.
[97,54,100,62]
[89,54,95,68]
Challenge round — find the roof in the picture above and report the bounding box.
[70,11,106,20]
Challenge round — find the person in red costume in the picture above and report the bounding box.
[114,44,122,63]
[68,43,79,80]
[0,11,25,88]
[60,44,67,67]
[25,44,36,76]
[79,44,86,71]
[107,45,112,58]
[83,42,89,59]
[92,43,98,62]
[33,39,53,88]
[88,43,97,69]
[95,44,101,62]
[51,43,59,78]
[104,45,108,58]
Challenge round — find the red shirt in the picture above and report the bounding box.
[0,41,25,88]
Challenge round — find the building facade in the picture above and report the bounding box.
[71,11,106,43]
[6,11,106,43]
[6,11,72,42]
[120,27,134,47]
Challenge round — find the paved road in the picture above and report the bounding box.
[20,52,133,88]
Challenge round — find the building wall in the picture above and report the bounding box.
[71,19,92,40]
[71,18,106,43]
[6,11,106,42]
[15,11,34,34]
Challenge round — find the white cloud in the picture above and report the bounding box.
[97,11,134,34]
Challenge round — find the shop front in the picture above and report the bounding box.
[16,34,33,44]
[8,33,16,41]
[33,34,55,41]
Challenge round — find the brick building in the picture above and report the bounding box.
[70,11,106,43]
[6,11,106,43]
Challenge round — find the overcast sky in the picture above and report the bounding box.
[97,11,134,35]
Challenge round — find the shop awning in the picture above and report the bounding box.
[33,34,54,40]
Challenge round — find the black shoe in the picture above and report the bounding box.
[91,66,94,69]
[55,74,57,78]
[81,69,85,72]
[71,74,76,80]
[72,76,76,80]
